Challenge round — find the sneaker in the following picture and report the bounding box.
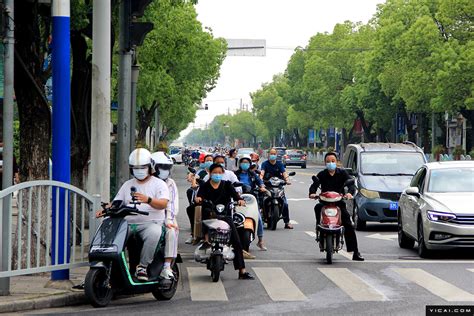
[185,236,194,244]
[160,267,174,280]
[243,250,256,260]
[136,265,148,281]
[238,272,255,280]
[257,241,267,251]
[284,223,294,229]
[199,241,211,251]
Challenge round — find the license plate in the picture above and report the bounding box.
[389,202,398,211]
[291,157,299,160]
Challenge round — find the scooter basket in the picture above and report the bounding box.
[209,229,231,244]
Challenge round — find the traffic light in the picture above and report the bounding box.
[123,0,154,51]
[204,104,209,110]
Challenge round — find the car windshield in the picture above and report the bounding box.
[360,152,425,175]
[287,150,303,155]
[428,168,474,193]
[276,149,286,156]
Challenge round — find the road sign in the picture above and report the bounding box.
[226,39,266,57]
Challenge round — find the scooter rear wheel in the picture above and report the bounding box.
[325,235,333,264]
[152,262,180,301]
[84,268,113,308]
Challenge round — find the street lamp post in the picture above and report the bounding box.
[130,63,140,149]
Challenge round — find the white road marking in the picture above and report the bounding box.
[187,267,228,301]
[289,220,298,225]
[468,269,474,273]
[305,231,316,238]
[366,233,398,241]
[394,268,474,301]
[299,181,305,184]
[319,268,387,301]
[187,259,474,264]
[253,267,307,301]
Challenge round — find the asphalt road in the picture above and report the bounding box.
[24,164,474,316]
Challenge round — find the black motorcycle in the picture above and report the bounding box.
[262,172,296,230]
[85,189,181,307]
[194,200,245,282]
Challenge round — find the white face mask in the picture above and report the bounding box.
[133,168,148,181]
[158,169,170,180]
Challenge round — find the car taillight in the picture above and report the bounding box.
[302,155,307,160]
[284,155,289,159]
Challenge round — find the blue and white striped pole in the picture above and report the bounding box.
[51,0,71,281]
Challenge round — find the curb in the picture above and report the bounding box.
[0,292,87,314]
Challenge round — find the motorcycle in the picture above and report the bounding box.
[85,189,181,307]
[262,172,296,230]
[234,185,261,252]
[312,178,355,264]
[194,199,245,282]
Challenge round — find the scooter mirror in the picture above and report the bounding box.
[288,172,296,177]
[344,178,355,187]
[188,167,197,174]
[233,182,243,188]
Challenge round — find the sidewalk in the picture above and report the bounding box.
[0,267,88,314]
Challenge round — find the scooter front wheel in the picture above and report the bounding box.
[84,268,113,308]
[325,235,333,264]
[210,255,223,282]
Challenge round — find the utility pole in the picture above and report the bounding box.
[130,62,140,150]
[116,0,132,188]
[1,0,14,296]
[154,106,159,150]
[51,0,71,281]
[88,0,111,203]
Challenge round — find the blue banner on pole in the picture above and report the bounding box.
[328,127,335,138]
[308,129,315,143]
[397,114,406,135]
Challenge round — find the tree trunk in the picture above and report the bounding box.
[137,103,157,145]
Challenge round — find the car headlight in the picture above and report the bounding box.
[324,208,338,217]
[427,210,456,222]
[360,188,380,199]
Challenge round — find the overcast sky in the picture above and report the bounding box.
[179,0,384,139]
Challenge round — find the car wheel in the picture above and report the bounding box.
[172,158,176,164]
[398,209,415,249]
[301,164,306,169]
[353,205,366,231]
[417,218,431,258]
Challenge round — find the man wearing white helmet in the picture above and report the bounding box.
[151,151,179,280]
[100,148,170,282]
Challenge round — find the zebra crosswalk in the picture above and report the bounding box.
[184,266,474,303]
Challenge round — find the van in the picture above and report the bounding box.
[342,142,427,230]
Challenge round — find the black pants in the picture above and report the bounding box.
[186,188,196,235]
[314,201,359,253]
[203,208,245,271]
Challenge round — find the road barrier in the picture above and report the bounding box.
[0,181,100,279]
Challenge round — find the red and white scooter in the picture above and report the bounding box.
[312,178,355,264]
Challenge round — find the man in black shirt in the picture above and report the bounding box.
[309,152,364,261]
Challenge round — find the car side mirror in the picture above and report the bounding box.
[233,182,243,188]
[288,172,296,176]
[405,187,420,198]
[344,178,355,187]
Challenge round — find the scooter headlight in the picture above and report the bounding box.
[216,204,225,213]
[270,178,281,187]
[324,208,338,217]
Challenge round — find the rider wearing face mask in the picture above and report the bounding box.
[309,152,364,261]
[151,151,179,280]
[195,163,255,280]
[99,148,170,281]
[260,148,294,229]
[202,154,239,184]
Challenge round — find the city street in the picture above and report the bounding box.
[22,164,474,316]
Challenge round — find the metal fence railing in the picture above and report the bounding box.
[0,180,100,278]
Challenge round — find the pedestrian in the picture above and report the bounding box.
[226,148,239,172]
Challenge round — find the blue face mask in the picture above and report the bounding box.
[269,155,277,161]
[211,174,223,183]
[240,163,250,171]
[202,161,212,169]
[326,162,337,171]
[219,163,226,169]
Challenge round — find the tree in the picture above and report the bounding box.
[136,0,226,144]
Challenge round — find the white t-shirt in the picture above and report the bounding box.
[114,176,170,224]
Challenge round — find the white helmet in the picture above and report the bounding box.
[129,148,152,167]
[238,155,252,164]
[151,151,173,180]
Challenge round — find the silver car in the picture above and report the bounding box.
[398,161,474,257]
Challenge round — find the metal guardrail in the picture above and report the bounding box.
[0,180,100,278]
